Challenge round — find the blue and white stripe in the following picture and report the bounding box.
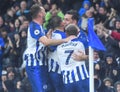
[57,39,89,84]
[62,63,89,84]
[23,47,47,66]
[23,21,47,66]
[48,58,61,74]
[48,30,66,74]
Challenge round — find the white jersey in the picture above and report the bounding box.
[23,21,47,66]
[48,30,66,74]
[57,38,89,84]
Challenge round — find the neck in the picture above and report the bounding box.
[33,19,42,25]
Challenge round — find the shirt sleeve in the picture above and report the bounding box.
[111,31,120,40]
[30,23,45,40]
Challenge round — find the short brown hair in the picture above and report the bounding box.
[30,4,42,19]
[65,24,79,36]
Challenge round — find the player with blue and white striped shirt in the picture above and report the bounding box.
[47,16,66,92]
[23,5,75,92]
[63,9,88,49]
[57,24,89,92]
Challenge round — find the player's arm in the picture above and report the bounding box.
[31,26,75,46]
[39,35,75,46]
[72,51,88,61]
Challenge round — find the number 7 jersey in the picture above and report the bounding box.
[57,38,89,84]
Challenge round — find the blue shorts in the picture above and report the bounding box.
[26,65,52,92]
[49,71,64,92]
[64,78,89,92]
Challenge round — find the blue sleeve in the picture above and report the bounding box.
[78,30,88,49]
[30,23,45,40]
[61,32,66,39]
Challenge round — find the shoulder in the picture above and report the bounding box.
[29,22,45,39]
[53,30,66,39]
[29,22,43,31]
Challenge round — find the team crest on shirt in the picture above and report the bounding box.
[34,30,40,35]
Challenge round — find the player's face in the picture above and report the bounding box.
[40,7,46,15]
[63,14,73,27]
[38,7,46,24]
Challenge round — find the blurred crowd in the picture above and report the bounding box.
[0,0,120,92]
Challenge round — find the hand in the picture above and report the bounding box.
[47,0,51,4]
[103,27,110,34]
[16,39,20,47]
[7,37,11,42]
[46,29,53,38]
[95,64,100,70]
[113,69,117,76]
[38,0,42,4]
[72,50,88,61]
[103,31,109,38]
[89,7,95,13]
[9,22,14,28]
